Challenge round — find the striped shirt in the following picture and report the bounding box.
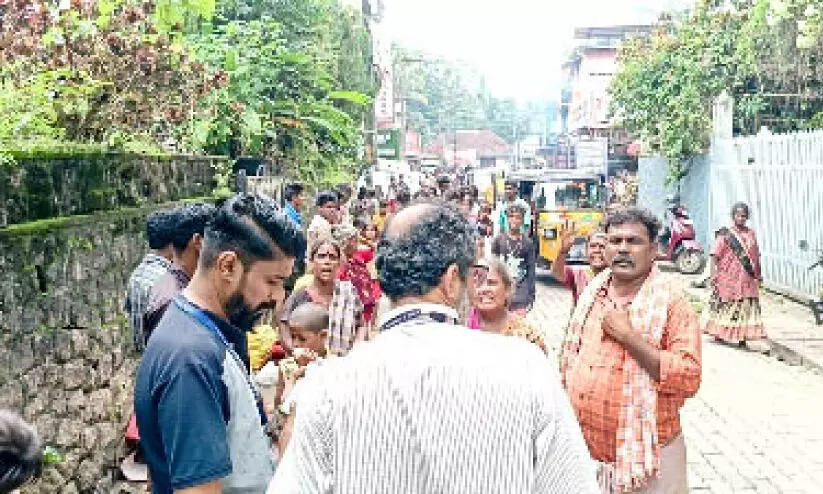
[269,304,599,494]
[125,253,173,352]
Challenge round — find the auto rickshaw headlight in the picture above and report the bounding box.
[544,228,557,240]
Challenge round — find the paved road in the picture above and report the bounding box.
[528,273,823,494]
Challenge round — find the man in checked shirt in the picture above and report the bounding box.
[561,207,702,494]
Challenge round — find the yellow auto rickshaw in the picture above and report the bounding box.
[505,170,607,267]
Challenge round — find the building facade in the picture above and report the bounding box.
[560,25,652,173]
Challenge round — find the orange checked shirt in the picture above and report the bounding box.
[565,287,702,463]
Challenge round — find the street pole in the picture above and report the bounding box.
[453,126,457,173]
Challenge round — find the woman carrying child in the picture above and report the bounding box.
[279,237,366,357]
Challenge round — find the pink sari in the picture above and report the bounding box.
[704,226,765,342]
[467,308,482,329]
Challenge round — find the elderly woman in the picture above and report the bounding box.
[703,201,766,347]
[333,224,380,325]
[467,258,548,355]
[280,237,365,357]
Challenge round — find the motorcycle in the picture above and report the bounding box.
[657,197,706,274]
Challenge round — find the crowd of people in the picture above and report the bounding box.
[0,155,770,494]
[0,171,754,494]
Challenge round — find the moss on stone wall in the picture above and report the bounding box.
[0,194,220,493]
[0,196,219,239]
[0,153,226,226]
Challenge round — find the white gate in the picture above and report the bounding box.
[710,126,823,298]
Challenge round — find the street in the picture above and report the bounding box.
[528,273,823,494]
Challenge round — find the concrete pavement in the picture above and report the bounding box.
[528,273,823,494]
[682,282,823,373]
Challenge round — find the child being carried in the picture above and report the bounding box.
[274,302,330,457]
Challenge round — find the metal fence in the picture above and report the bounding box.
[710,128,823,298]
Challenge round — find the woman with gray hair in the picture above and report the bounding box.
[467,257,548,355]
[333,224,380,325]
[0,410,42,493]
[703,201,766,348]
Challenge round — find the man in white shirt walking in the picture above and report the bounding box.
[270,202,598,494]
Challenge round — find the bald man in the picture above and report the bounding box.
[269,202,599,494]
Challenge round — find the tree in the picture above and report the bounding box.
[0,0,214,148]
[392,45,532,145]
[185,0,375,182]
[609,0,823,183]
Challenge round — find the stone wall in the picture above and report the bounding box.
[0,153,224,226]
[0,206,176,493]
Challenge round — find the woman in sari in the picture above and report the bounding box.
[703,202,766,346]
[333,224,380,326]
[467,258,548,355]
[280,237,365,356]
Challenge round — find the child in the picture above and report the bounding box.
[373,199,389,234]
[274,302,330,456]
[357,217,379,256]
[355,216,379,274]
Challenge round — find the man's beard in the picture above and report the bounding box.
[225,290,272,331]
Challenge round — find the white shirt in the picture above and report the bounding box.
[308,214,330,233]
[269,304,599,494]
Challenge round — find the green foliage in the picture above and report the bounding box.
[609,5,742,181]
[392,46,535,145]
[609,0,823,183]
[43,446,63,466]
[185,0,375,181]
[0,0,376,187]
[154,0,216,32]
[0,69,64,143]
[1,0,215,149]
[211,158,233,197]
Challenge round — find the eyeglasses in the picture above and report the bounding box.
[471,264,490,284]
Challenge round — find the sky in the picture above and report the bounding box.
[382,0,693,103]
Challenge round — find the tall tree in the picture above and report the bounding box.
[393,45,532,145]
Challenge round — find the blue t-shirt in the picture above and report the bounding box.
[284,202,302,227]
[134,298,274,493]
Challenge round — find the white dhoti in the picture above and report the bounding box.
[598,433,688,494]
[633,433,688,493]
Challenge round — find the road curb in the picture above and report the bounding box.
[768,339,823,374]
[682,285,823,374]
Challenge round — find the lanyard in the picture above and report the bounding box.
[380,307,458,332]
[174,297,267,425]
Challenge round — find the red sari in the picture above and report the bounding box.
[339,256,380,324]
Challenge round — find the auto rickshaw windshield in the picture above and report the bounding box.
[534,181,605,210]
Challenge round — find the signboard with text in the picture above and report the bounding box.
[376,128,401,160]
[575,137,608,175]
